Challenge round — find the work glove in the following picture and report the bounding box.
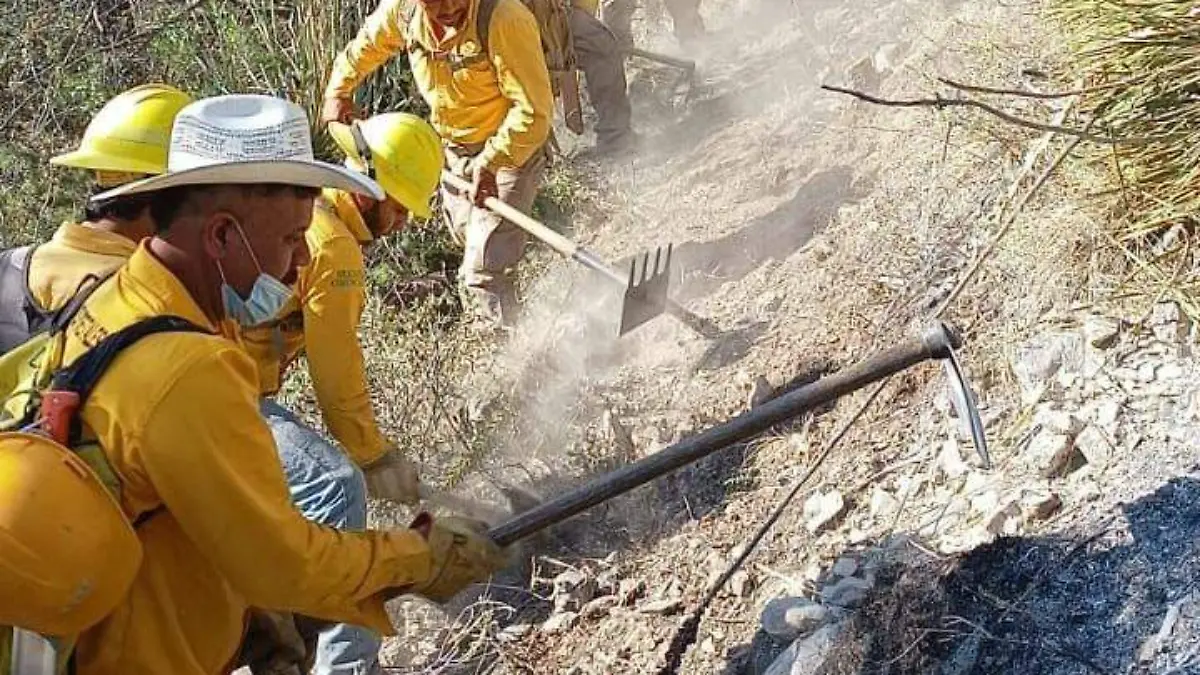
[363,450,421,505]
[320,96,357,125]
[237,610,315,675]
[409,512,509,603]
[469,158,499,208]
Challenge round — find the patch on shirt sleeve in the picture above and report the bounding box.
[331,269,365,289]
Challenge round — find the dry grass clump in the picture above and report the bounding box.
[1049,0,1200,317]
[1051,0,1200,240]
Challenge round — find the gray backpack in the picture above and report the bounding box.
[0,245,102,355]
[0,246,42,354]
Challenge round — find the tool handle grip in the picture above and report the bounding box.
[487,321,962,546]
[442,171,579,258]
[624,47,696,72]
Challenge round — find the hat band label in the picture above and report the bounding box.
[171,116,313,165]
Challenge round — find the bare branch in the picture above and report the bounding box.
[936,75,1134,100]
[820,84,1162,145]
[932,106,1089,318]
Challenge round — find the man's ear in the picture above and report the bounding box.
[201,213,236,260]
[352,192,376,215]
[384,202,410,237]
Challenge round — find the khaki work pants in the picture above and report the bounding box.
[600,0,704,47]
[442,144,547,325]
[570,7,633,148]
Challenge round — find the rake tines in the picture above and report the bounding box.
[619,243,673,336]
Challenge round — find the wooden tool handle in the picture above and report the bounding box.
[442,171,579,258]
[625,47,696,72]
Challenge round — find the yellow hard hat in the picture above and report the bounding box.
[51,83,193,187]
[328,113,442,219]
[0,433,142,635]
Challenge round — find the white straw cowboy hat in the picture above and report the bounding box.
[92,94,383,202]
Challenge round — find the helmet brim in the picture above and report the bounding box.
[328,121,435,220]
[89,159,384,204]
[50,147,165,176]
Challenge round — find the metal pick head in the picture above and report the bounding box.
[943,345,991,469]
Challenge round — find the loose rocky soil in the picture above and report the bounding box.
[371,0,1200,672]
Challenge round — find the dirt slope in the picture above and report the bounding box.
[374,0,1200,672]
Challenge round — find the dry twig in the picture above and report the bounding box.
[932,106,1092,317]
[657,382,891,675]
[936,75,1135,100]
[820,84,1154,145]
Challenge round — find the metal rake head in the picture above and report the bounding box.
[619,243,673,336]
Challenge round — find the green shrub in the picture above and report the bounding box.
[0,0,426,244]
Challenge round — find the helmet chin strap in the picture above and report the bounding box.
[94,170,147,189]
[348,122,376,180]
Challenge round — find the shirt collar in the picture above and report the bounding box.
[123,243,221,335]
[414,0,482,50]
[53,221,140,257]
[322,189,374,245]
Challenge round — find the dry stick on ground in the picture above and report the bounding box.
[932,126,1089,318]
[936,75,1137,100]
[656,383,892,675]
[820,84,1157,145]
[663,83,1092,673]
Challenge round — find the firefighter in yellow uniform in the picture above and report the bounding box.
[593,0,704,50]
[570,0,636,154]
[1,89,455,674]
[322,0,553,326]
[0,84,193,353]
[0,94,506,675]
[240,112,445,674]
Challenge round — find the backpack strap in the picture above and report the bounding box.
[47,272,111,335]
[0,244,116,356]
[51,315,207,404]
[475,0,501,56]
[12,244,37,306]
[49,316,208,445]
[4,242,90,336]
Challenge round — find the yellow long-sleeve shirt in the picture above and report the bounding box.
[324,0,553,171]
[27,222,138,310]
[66,245,431,675]
[243,190,391,467]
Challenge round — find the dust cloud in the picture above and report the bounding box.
[450,0,929,549]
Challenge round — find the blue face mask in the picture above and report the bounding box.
[216,220,295,327]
